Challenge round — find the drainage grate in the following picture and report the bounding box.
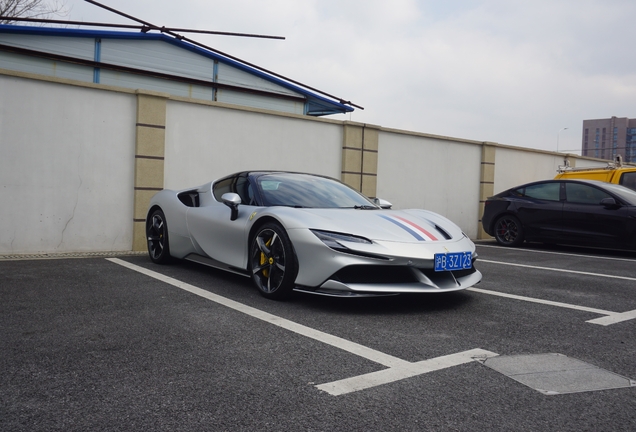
[478,353,636,395]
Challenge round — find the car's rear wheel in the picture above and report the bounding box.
[147,208,171,264]
[249,223,298,300]
[494,215,524,247]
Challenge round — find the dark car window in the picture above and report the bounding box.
[596,182,636,205]
[213,174,254,204]
[518,182,561,201]
[213,177,233,201]
[565,183,612,205]
[620,172,636,192]
[256,173,376,208]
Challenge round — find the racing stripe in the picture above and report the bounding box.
[378,215,425,241]
[393,216,439,241]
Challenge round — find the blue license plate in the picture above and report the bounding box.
[434,252,472,272]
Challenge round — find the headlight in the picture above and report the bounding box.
[311,230,372,251]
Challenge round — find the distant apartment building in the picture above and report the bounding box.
[582,117,636,163]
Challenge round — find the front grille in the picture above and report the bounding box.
[331,266,416,284]
[330,265,476,285]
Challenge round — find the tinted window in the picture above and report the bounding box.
[565,183,611,205]
[620,172,636,192]
[256,173,376,208]
[597,182,636,205]
[213,177,233,201]
[213,175,254,204]
[520,182,561,201]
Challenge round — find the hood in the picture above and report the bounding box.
[276,208,465,243]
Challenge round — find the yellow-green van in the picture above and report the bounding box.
[555,156,636,192]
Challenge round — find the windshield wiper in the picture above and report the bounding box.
[353,205,379,210]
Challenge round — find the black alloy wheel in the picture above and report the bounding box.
[493,215,525,247]
[249,223,298,299]
[147,209,171,264]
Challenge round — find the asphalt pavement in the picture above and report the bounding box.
[1,242,635,431]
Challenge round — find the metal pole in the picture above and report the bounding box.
[557,127,568,152]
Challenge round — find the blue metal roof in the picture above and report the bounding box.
[0,24,354,115]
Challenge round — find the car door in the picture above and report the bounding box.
[186,174,256,269]
[514,181,564,242]
[562,182,632,248]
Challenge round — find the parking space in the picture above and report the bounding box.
[1,245,636,431]
[474,243,636,323]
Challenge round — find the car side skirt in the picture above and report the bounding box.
[184,253,250,278]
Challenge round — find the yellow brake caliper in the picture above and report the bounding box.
[260,237,272,277]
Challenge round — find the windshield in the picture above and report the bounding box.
[255,173,378,208]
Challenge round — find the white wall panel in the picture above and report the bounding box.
[376,132,482,237]
[163,100,341,190]
[493,148,568,194]
[571,159,609,169]
[0,75,136,254]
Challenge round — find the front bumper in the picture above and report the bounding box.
[288,228,482,296]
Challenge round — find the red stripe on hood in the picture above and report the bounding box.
[393,215,439,241]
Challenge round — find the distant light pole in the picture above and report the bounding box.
[557,127,568,152]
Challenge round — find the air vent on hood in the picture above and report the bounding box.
[435,224,452,240]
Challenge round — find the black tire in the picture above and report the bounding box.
[147,208,171,264]
[249,222,298,300]
[493,215,524,247]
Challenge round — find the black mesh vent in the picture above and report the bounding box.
[329,264,476,285]
[331,266,417,284]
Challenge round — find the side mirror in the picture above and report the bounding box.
[222,192,241,221]
[600,197,620,209]
[373,197,393,209]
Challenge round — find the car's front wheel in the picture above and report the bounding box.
[249,223,298,300]
[493,215,524,247]
[147,208,171,264]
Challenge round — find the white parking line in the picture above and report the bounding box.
[317,349,498,396]
[107,258,496,394]
[467,287,617,316]
[107,258,408,368]
[479,259,636,282]
[474,259,636,325]
[586,310,636,326]
[469,286,636,327]
[477,244,636,263]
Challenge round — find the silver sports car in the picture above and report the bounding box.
[146,171,482,299]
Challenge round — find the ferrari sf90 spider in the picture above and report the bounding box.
[147,171,481,299]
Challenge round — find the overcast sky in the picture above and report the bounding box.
[61,0,636,154]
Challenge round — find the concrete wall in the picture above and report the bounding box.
[376,129,482,237]
[0,69,618,255]
[0,73,136,254]
[164,100,343,190]
[493,147,567,195]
